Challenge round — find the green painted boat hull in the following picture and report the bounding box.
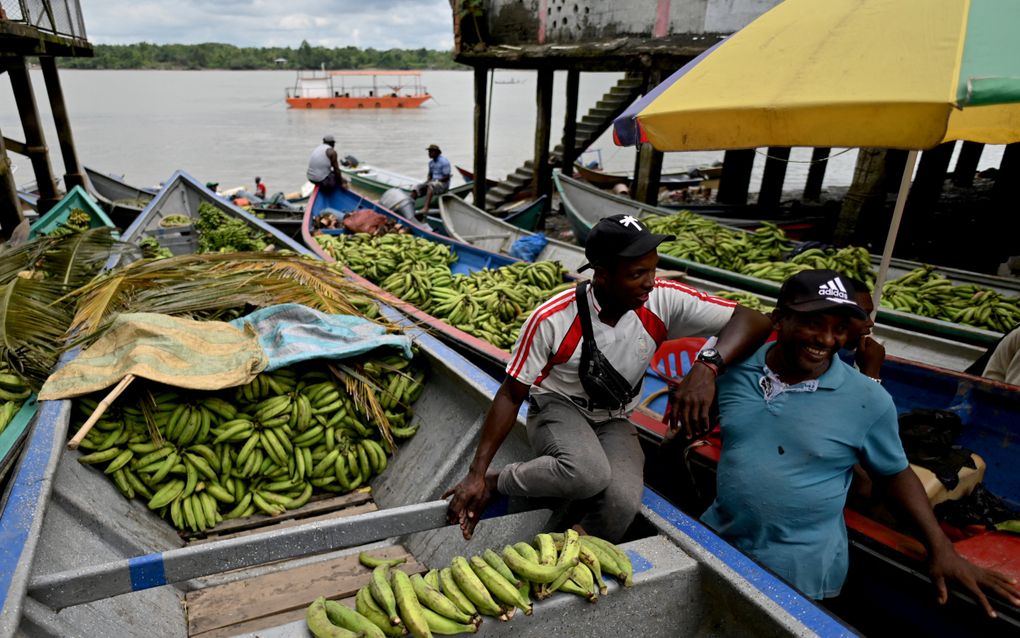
[28,186,117,239]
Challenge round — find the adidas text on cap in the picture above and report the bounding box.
[579,214,675,272]
[777,269,868,319]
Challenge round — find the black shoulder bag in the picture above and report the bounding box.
[575,281,641,411]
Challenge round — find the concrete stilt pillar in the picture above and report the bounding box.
[39,56,86,191]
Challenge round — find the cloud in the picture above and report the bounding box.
[81,0,455,49]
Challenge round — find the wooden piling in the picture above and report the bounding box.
[0,131,25,240]
[533,68,554,219]
[560,70,579,177]
[39,56,86,191]
[7,57,61,213]
[472,65,489,209]
[757,147,790,210]
[952,141,983,188]
[803,148,830,201]
[716,149,754,206]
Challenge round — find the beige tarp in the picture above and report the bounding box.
[40,313,267,400]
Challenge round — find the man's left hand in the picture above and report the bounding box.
[928,544,1020,618]
[663,363,717,441]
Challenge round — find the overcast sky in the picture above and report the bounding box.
[82,0,456,50]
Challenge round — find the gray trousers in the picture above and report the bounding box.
[497,392,645,542]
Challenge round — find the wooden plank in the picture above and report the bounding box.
[190,595,356,638]
[186,545,423,636]
[184,488,373,541]
[191,501,378,545]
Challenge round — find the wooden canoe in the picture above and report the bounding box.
[302,186,527,373]
[428,195,547,236]
[439,195,588,275]
[556,172,1013,352]
[28,185,117,239]
[109,170,314,269]
[0,312,853,638]
[84,166,156,229]
[340,164,472,210]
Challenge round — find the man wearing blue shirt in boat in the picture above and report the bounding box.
[444,214,774,543]
[412,143,451,213]
[701,269,1020,617]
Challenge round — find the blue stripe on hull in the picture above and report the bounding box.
[128,554,167,590]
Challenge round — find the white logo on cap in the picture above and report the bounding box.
[619,215,641,229]
[818,277,850,301]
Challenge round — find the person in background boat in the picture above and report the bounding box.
[205,181,219,194]
[306,134,348,193]
[254,176,267,200]
[845,276,884,381]
[700,270,1020,617]
[979,323,1020,386]
[444,214,774,543]
[412,143,451,213]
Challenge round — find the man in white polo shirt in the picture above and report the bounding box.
[444,214,773,541]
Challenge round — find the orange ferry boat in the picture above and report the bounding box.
[285,70,432,109]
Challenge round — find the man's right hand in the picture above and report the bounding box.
[443,471,493,540]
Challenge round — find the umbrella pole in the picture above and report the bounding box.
[67,374,136,450]
[871,149,919,314]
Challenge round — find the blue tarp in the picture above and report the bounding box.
[229,303,412,371]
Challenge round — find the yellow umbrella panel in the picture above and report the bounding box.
[626,0,1020,151]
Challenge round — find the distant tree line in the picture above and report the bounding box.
[55,41,463,70]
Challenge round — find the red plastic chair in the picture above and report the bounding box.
[648,337,708,380]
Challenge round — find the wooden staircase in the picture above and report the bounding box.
[484,72,645,210]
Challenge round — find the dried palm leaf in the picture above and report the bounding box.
[330,362,394,450]
[0,277,75,384]
[65,252,395,347]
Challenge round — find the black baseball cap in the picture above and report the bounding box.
[777,269,868,319]
[578,214,674,272]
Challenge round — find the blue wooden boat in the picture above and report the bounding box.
[27,186,117,240]
[109,170,314,270]
[302,185,534,372]
[0,312,847,637]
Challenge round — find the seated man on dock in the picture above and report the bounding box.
[444,214,774,543]
[412,143,451,213]
[701,269,1020,617]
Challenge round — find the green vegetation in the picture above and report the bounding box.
[57,41,462,70]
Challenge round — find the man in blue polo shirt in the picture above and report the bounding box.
[702,269,1019,617]
[413,143,451,213]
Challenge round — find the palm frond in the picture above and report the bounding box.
[0,277,75,385]
[65,252,397,350]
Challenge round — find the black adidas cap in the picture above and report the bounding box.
[777,269,868,319]
[579,214,674,272]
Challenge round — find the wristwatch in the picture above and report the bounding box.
[696,348,726,374]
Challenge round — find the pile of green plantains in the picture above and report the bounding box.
[306,529,634,637]
[643,214,874,286]
[317,234,570,350]
[74,353,425,534]
[881,266,1020,332]
[42,207,94,237]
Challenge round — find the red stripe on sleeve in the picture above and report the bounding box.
[534,314,582,386]
[655,279,737,307]
[634,306,668,347]
[507,291,576,378]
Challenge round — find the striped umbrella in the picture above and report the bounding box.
[614,0,1020,301]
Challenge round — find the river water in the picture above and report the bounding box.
[1,69,1006,198]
